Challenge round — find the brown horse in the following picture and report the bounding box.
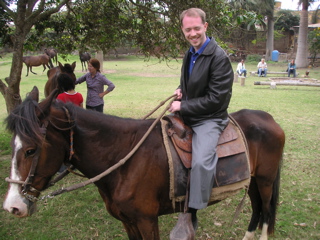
[44,48,58,68]
[44,61,76,97]
[22,54,50,77]
[79,51,91,71]
[3,87,285,240]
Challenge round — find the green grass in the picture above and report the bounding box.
[0,54,319,239]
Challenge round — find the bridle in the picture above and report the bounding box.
[5,106,76,202]
[5,95,177,202]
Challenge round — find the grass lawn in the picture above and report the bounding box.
[0,53,319,239]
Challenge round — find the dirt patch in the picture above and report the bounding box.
[268,77,319,83]
[74,69,178,78]
[129,73,179,78]
[74,69,117,74]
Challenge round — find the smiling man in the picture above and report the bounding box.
[169,8,234,237]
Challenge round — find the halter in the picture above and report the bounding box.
[5,106,76,202]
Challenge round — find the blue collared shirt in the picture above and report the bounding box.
[188,37,210,76]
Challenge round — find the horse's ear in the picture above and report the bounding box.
[36,88,59,119]
[58,61,63,69]
[71,61,76,70]
[27,86,39,103]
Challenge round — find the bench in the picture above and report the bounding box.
[250,71,299,77]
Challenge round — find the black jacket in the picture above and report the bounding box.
[179,37,233,125]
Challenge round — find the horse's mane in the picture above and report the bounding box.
[5,96,43,146]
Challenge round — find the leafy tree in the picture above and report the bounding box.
[0,0,71,113]
[0,0,241,113]
[274,10,300,31]
[228,0,276,60]
[0,1,12,48]
[308,27,320,65]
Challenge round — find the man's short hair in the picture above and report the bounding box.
[180,8,206,26]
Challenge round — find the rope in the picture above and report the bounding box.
[142,94,177,120]
[41,94,177,199]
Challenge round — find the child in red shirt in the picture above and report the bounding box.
[56,73,83,107]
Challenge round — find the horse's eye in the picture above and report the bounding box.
[25,149,36,158]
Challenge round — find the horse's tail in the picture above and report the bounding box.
[266,154,283,235]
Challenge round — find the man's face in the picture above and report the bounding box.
[181,15,208,52]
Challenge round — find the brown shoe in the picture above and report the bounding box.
[170,213,195,240]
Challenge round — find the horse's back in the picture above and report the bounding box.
[40,54,50,63]
[23,55,48,66]
[230,109,285,143]
[80,52,91,61]
[230,109,285,177]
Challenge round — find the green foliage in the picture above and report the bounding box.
[246,54,262,62]
[0,0,253,59]
[308,27,320,63]
[0,1,13,48]
[274,10,300,31]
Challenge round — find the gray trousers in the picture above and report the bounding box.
[188,118,229,209]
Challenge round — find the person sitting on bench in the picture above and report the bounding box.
[236,59,247,77]
[287,59,296,77]
[257,58,267,77]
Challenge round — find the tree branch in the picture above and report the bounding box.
[0,78,8,97]
[26,0,71,23]
[0,0,14,16]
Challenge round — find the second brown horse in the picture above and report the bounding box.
[44,61,76,97]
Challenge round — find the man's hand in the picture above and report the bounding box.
[174,89,182,100]
[168,101,181,113]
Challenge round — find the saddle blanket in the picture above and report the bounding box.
[161,116,251,207]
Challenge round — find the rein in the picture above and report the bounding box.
[6,94,177,201]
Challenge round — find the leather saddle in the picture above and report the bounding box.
[162,113,250,200]
[163,114,244,169]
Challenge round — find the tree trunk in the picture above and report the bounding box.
[295,1,309,68]
[0,27,26,113]
[0,0,70,114]
[265,17,274,61]
[96,51,104,72]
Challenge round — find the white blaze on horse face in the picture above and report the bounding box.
[3,135,30,217]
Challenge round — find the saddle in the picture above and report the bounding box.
[161,114,250,204]
[163,114,245,168]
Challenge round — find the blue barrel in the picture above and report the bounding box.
[272,50,279,62]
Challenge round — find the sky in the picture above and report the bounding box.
[278,0,319,11]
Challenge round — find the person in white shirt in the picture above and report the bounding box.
[236,59,247,77]
[257,58,267,77]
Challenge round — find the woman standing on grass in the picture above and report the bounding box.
[76,58,115,113]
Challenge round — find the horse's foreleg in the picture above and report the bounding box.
[30,66,37,75]
[122,222,143,240]
[137,218,160,240]
[43,64,48,73]
[122,218,160,240]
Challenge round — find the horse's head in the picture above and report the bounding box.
[3,86,73,217]
[58,61,77,83]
